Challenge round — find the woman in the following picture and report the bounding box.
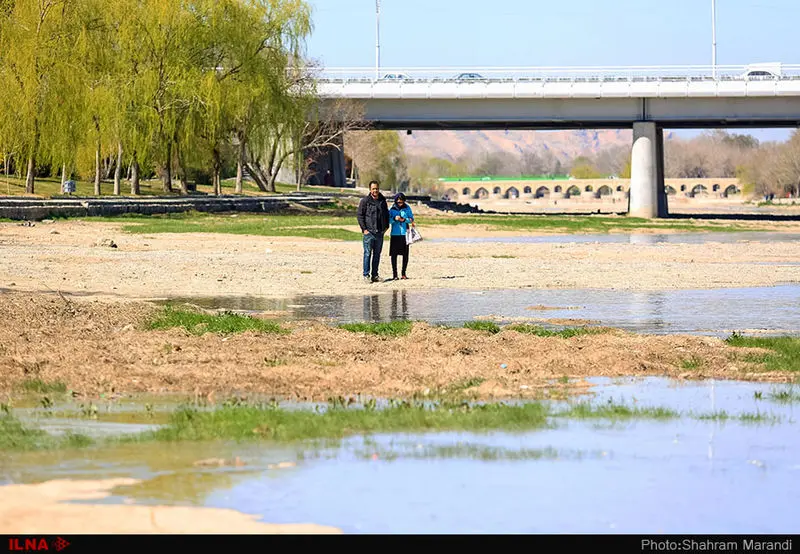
[388,192,414,280]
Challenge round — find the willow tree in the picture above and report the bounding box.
[0,0,80,194]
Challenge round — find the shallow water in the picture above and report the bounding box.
[158,284,800,337]
[2,378,799,533]
[429,231,800,245]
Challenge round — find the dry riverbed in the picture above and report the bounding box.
[0,292,792,401]
[1,216,800,300]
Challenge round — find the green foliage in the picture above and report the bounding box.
[0,0,316,195]
[463,321,501,334]
[146,306,288,336]
[724,334,800,373]
[505,325,608,339]
[338,321,415,337]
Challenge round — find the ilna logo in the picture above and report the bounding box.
[8,537,69,552]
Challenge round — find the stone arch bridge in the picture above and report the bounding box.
[440,178,741,203]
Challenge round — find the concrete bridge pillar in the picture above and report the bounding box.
[629,122,668,218]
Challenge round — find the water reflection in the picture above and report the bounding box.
[158,284,800,337]
[429,232,800,245]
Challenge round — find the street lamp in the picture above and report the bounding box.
[711,0,717,78]
[375,0,381,81]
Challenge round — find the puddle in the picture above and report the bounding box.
[1,378,798,533]
[429,232,800,245]
[156,284,800,337]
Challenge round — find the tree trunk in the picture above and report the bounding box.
[212,148,222,196]
[25,156,36,194]
[175,142,189,195]
[162,140,172,192]
[114,143,122,195]
[235,134,245,194]
[244,161,269,192]
[131,154,140,195]
[4,153,9,195]
[94,143,101,196]
[61,162,67,188]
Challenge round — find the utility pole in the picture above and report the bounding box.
[711,0,717,78]
[375,0,381,81]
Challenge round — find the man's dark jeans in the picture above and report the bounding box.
[362,232,384,279]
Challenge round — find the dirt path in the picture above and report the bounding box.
[0,479,341,534]
[1,218,800,301]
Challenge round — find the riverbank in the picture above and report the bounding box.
[0,293,795,403]
[0,479,342,534]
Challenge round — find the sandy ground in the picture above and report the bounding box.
[0,479,342,534]
[1,216,800,301]
[0,292,792,402]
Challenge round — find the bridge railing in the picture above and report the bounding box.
[313,65,800,83]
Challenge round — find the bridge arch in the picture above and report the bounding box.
[616,185,624,192]
[712,184,720,192]
[492,186,502,195]
[474,187,489,199]
[691,184,708,197]
[462,187,471,196]
[523,186,532,195]
[444,188,459,200]
[665,185,677,195]
[554,185,563,193]
[680,184,687,192]
[596,185,613,198]
[584,185,593,192]
[566,185,581,197]
[505,187,519,199]
[535,186,550,198]
[723,184,739,197]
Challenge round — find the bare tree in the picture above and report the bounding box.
[245,97,368,193]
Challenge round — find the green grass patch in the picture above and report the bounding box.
[146,306,287,336]
[695,410,780,424]
[426,214,753,234]
[463,321,502,334]
[89,212,363,241]
[505,324,608,338]
[681,356,704,370]
[0,414,93,451]
[725,333,800,373]
[766,387,800,404]
[338,320,414,337]
[557,400,679,420]
[16,378,67,394]
[128,400,552,443]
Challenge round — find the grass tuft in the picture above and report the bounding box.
[16,378,67,394]
[557,400,678,420]
[0,414,93,451]
[463,321,501,334]
[725,333,800,373]
[146,306,287,336]
[505,324,608,338]
[338,321,414,337]
[128,400,553,443]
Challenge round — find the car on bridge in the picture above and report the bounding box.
[379,73,410,81]
[740,62,782,79]
[453,72,486,82]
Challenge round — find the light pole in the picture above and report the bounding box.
[711,0,717,78]
[375,0,381,81]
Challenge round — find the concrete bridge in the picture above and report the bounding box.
[314,64,800,218]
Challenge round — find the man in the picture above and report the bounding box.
[357,180,390,283]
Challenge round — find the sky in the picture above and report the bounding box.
[303,0,798,142]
